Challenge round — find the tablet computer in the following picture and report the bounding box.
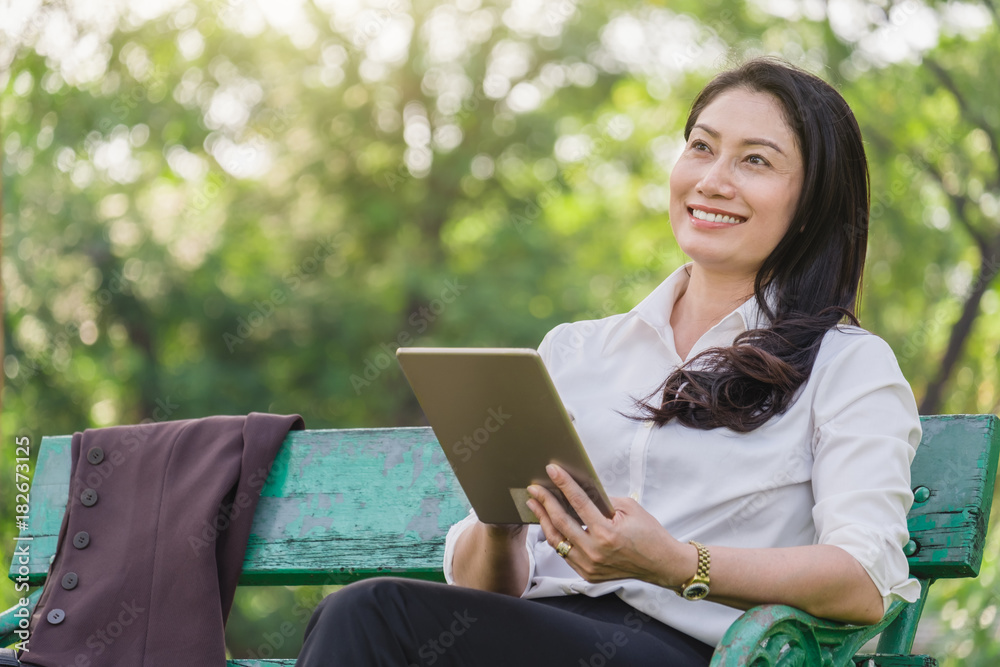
[396,347,614,525]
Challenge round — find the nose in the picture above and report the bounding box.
[696,157,736,199]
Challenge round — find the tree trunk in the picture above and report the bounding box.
[920,246,1000,414]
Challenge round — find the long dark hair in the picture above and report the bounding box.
[637,57,870,433]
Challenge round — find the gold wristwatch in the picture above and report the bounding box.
[679,541,711,601]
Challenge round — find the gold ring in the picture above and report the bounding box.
[555,540,573,558]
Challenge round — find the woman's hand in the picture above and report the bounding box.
[526,464,696,589]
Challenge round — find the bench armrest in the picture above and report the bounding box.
[710,598,909,667]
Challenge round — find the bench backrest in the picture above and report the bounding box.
[12,427,471,586]
[10,415,999,588]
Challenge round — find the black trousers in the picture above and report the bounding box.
[296,578,715,666]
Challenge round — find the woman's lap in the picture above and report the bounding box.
[296,578,714,667]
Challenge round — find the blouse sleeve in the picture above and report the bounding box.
[809,331,923,614]
[442,509,481,584]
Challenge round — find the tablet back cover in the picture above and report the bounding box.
[396,347,612,524]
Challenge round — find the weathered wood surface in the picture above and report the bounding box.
[9,428,471,585]
[905,415,999,579]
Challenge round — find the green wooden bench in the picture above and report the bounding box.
[3,414,997,666]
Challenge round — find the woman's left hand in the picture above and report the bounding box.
[526,464,694,589]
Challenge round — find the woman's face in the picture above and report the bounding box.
[669,88,804,282]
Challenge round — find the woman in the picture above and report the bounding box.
[296,57,921,666]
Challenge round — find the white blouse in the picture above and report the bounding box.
[443,264,922,647]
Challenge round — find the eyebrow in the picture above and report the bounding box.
[692,123,787,156]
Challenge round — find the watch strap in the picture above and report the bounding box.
[680,540,711,600]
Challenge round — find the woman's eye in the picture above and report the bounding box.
[747,154,769,166]
[692,140,710,151]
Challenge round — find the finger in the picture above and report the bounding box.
[544,464,608,528]
[527,481,587,545]
[525,494,579,562]
[525,496,564,551]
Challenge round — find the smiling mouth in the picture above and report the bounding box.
[689,207,746,225]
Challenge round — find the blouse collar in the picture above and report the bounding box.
[603,264,776,360]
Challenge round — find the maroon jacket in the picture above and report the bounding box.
[21,413,304,666]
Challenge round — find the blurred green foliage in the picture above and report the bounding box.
[2,0,998,659]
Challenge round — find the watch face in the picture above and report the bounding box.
[683,583,710,600]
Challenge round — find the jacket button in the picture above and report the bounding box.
[73,531,90,549]
[61,572,79,590]
[87,447,104,465]
[47,609,66,625]
[80,489,98,507]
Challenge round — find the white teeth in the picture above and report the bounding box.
[690,208,743,224]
